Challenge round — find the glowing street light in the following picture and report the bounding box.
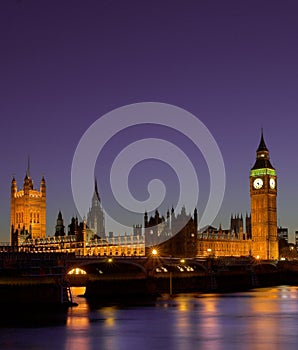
[152,248,158,256]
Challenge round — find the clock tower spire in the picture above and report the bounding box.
[250,131,278,260]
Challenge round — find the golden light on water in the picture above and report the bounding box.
[101,306,117,328]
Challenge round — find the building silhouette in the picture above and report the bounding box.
[54,179,106,243]
[55,211,65,237]
[278,227,288,242]
[246,214,251,239]
[145,206,198,257]
[230,214,243,237]
[10,161,46,245]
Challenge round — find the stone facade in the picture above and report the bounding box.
[10,165,46,245]
[197,228,251,257]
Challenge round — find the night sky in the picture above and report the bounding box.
[1,0,298,242]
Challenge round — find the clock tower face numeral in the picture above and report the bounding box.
[253,178,263,189]
[270,178,276,189]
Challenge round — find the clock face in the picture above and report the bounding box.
[253,178,263,189]
[270,178,276,189]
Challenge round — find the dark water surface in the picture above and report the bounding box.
[1,286,298,349]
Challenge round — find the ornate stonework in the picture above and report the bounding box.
[10,166,46,245]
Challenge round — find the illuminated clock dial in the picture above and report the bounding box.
[270,178,276,189]
[253,178,263,189]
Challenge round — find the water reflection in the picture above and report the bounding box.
[70,287,298,350]
[100,306,117,328]
[2,286,298,349]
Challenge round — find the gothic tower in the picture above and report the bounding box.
[250,131,278,260]
[10,162,46,245]
[86,178,105,238]
[55,211,65,237]
[230,214,243,236]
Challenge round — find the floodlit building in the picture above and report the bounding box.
[156,131,279,260]
[10,162,46,245]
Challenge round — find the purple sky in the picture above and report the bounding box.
[1,0,298,242]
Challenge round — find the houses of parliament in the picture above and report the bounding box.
[9,132,279,260]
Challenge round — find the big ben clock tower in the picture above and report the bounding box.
[250,131,278,260]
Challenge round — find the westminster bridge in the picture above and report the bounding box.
[0,243,282,297]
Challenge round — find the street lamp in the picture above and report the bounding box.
[152,248,158,256]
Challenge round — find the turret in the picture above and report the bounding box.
[82,217,87,241]
[11,176,17,196]
[55,211,65,237]
[154,209,159,221]
[144,211,148,226]
[171,206,175,219]
[193,208,198,231]
[40,176,46,197]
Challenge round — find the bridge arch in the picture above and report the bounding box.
[68,267,87,275]
[68,259,147,276]
[253,262,277,273]
[152,261,207,275]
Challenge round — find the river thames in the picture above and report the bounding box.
[1,286,298,349]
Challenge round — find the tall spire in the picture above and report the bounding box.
[257,128,269,153]
[26,155,30,178]
[251,130,274,170]
[24,156,33,189]
[94,177,100,202]
[58,210,62,220]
